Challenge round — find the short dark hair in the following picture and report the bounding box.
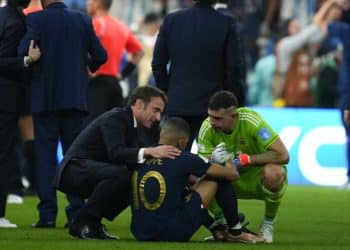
[128,86,167,107]
[160,117,190,140]
[208,91,238,110]
[99,0,112,10]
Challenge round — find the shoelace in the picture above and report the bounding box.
[241,222,258,236]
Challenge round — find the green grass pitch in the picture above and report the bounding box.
[0,185,349,250]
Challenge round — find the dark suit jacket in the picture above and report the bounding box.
[55,107,140,186]
[152,2,244,116]
[18,2,107,113]
[216,6,246,107]
[0,5,27,112]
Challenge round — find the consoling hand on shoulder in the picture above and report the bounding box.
[144,145,181,159]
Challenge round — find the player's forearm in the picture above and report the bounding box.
[207,162,239,181]
[249,150,289,166]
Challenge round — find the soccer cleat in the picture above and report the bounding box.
[226,229,257,243]
[210,223,228,241]
[259,219,274,243]
[0,218,17,228]
[204,213,246,241]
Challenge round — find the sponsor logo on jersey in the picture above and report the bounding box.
[258,128,271,141]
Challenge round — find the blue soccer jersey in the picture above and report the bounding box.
[131,151,210,241]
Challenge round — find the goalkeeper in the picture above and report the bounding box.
[197,91,289,243]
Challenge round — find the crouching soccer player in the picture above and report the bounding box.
[130,117,264,243]
[197,91,289,243]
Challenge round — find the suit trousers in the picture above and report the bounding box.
[32,110,86,222]
[86,75,123,125]
[58,159,131,221]
[0,110,18,217]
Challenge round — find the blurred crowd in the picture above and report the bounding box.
[99,0,350,109]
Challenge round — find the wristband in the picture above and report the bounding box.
[239,153,251,166]
[120,62,136,79]
[232,153,251,167]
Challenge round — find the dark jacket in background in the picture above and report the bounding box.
[17,2,107,223]
[18,2,107,113]
[0,5,27,113]
[0,4,27,218]
[152,2,244,116]
[216,5,246,107]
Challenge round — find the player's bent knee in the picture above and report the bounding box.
[261,164,286,193]
[194,180,218,208]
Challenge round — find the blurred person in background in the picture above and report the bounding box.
[214,0,246,107]
[18,0,107,228]
[247,41,276,107]
[86,0,144,124]
[152,0,245,151]
[0,0,41,228]
[14,0,43,198]
[279,0,317,29]
[6,0,43,206]
[313,35,341,108]
[110,0,166,28]
[137,12,163,87]
[64,0,86,12]
[275,0,341,107]
[228,0,279,70]
[324,0,350,189]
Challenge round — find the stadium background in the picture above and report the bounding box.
[54,0,350,187]
[0,1,349,248]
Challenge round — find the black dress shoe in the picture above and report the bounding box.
[32,220,56,228]
[95,224,119,240]
[69,222,118,240]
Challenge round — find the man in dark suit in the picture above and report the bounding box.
[152,0,245,151]
[214,0,246,107]
[18,0,107,228]
[0,0,41,228]
[55,86,181,239]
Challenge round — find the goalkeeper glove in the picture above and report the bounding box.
[211,142,233,164]
[232,153,251,167]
